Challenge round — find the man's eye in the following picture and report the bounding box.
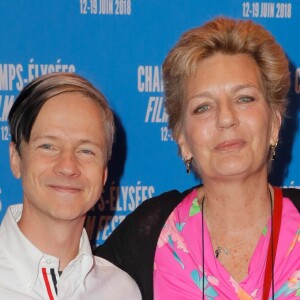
[39,144,54,150]
[80,149,94,155]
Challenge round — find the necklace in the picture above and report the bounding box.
[202,195,272,258]
[211,212,264,259]
[215,242,244,258]
[201,188,276,300]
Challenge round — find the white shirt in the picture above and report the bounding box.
[0,204,141,300]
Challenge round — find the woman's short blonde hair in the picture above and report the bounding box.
[163,17,290,140]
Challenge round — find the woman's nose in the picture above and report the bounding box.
[216,100,239,129]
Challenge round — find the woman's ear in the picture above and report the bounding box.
[9,142,21,179]
[271,110,282,145]
[177,132,192,160]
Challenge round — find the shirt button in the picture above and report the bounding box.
[46,258,52,264]
[26,282,32,289]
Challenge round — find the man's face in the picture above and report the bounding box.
[10,92,107,224]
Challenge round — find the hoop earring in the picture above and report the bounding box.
[270,140,278,161]
[182,157,193,174]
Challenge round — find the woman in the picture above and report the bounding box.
[96,17,300,299]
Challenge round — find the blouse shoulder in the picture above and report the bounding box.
[282,188,300,213]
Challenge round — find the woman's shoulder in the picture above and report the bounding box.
[135,187,195,211]
[105,186,198,242]
[282,188,300,213]
[126,186,198,223]
[95,187,198,274]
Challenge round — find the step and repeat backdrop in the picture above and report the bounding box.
[0,1,299,246]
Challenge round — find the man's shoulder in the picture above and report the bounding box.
[92,256,142,299]
[94,255,122,268]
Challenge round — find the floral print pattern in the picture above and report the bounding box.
[154,189,300,299]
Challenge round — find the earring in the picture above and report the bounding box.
[270,140,278,161]
[182,157,193,174]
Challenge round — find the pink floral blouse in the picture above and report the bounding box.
[154,189,300,299]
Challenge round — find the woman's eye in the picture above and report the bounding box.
[239,96,254,103]
[194,104,209,113]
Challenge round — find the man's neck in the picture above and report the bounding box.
[18,211,85,271]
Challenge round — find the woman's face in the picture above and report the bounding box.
[178,53,281,181]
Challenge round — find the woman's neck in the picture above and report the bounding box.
[198,176,272,232]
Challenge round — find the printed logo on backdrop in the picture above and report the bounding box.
[85,65,177,246]
[282,181,300,189]
[0,59,76,142]
[138,65,173,142]
[85,181,155,247]
[0,59,76,92]
[0,63,17,142]
[242,2,292,19]
[80,0,131,15]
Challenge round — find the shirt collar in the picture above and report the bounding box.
[0,204,94,291]
[69,228,94,284]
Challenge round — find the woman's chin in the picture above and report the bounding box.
[206,160,261,180]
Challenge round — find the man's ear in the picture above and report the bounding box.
[103,167,108,186]
[9,142,21,179]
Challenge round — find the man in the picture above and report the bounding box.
[0,73,141,299]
